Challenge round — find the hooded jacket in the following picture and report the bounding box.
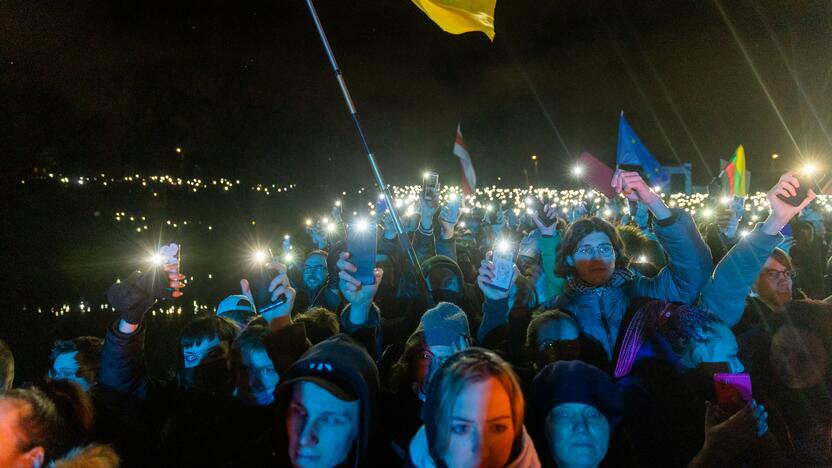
[271,333,383,468]
[555,210,712,360]
[408,425,541,468]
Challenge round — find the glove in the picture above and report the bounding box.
[107,268,173,325]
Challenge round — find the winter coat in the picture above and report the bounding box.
[555,210,712,359]
[698,223,784,329]
[408,425,541,468]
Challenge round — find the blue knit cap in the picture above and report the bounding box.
[530,360,623,430]
[419,302,470,348]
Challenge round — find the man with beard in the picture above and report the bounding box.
[552,170,713,361]
[292,251,341,314]
[697,171,817,336]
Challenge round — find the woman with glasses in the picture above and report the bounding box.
[552,170,713,361]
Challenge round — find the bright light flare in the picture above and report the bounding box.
[253,250,268,264]
[355,219,370,232]
[305,218,312,226]
[572,165,584,177]
[148,253,165,266]
[496,239,510,254]
[802,163,818,175]
[703,208,714,218]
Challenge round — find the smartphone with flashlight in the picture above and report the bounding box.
[422,171,440,202]
[713,373,753,413]
[488,241,517,291]
[777,170,827,207]
[169,244,183,297]
[346,222,378,285]
[250,249,287,314]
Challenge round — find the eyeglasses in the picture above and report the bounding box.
[50,368,89,380]
[303,265,326,274]
[763,269,796,281]
[418,351,452,367]
[573,244,615,258]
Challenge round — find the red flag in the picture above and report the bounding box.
[453,124,476,196]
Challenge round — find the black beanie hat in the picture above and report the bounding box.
[529,360,623,430]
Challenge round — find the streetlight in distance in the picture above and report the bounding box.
[531,154,539,183]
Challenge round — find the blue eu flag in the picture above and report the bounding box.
[616,113,670,187]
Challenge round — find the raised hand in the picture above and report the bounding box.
[531,204,559,236]
[702,400,768,461]
[612,170,671,220]
[762,171,817,235]
[240,261,296,325]
[419,196,439,231]
[476,251,520,301]
[336,251,383,306]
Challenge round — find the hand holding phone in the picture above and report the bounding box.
[247,250,289,315]
[776,169,825,207]
[477,240,520,300]
[159,243,184,299]
[529,197,558,234]
[439,194,461,225]
[422,171,440,202]
[346,222,378,285]
[336,251,383,306]
[713,373,752,413]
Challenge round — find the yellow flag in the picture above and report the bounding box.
[411,0,497,41]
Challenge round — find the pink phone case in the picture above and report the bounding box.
[713,373,752,411]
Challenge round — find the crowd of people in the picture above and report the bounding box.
[2,168,832,467]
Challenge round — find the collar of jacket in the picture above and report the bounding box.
[567,268,636,295]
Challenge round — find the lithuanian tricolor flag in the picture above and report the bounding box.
[411,0,497,41]
[724,145,747,197]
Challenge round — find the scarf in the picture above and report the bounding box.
[567,268,636,295]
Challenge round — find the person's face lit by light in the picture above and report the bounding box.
[546,403,610,468]
[568,231,616,287]
[235,347,279,406]
[303,254,328,291]
[442,377,515,468]
[286,381,359,468]
[182,336,229,369]
[50,351,93,392]
[753,257,793,312]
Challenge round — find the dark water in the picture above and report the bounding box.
[1,174,341,383]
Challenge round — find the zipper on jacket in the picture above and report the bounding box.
[598,294,614,357]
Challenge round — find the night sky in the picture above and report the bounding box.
[2,0,831,189]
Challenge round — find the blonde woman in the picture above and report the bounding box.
[409,347,540,468]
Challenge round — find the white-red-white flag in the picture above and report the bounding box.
[453,123,476,196]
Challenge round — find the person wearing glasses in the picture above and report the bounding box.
[48,337,103,393]
[293,250,341,314]
[551,170,713,361]
[698,171,817,336]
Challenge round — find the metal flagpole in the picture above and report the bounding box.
[304,0,435,308]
